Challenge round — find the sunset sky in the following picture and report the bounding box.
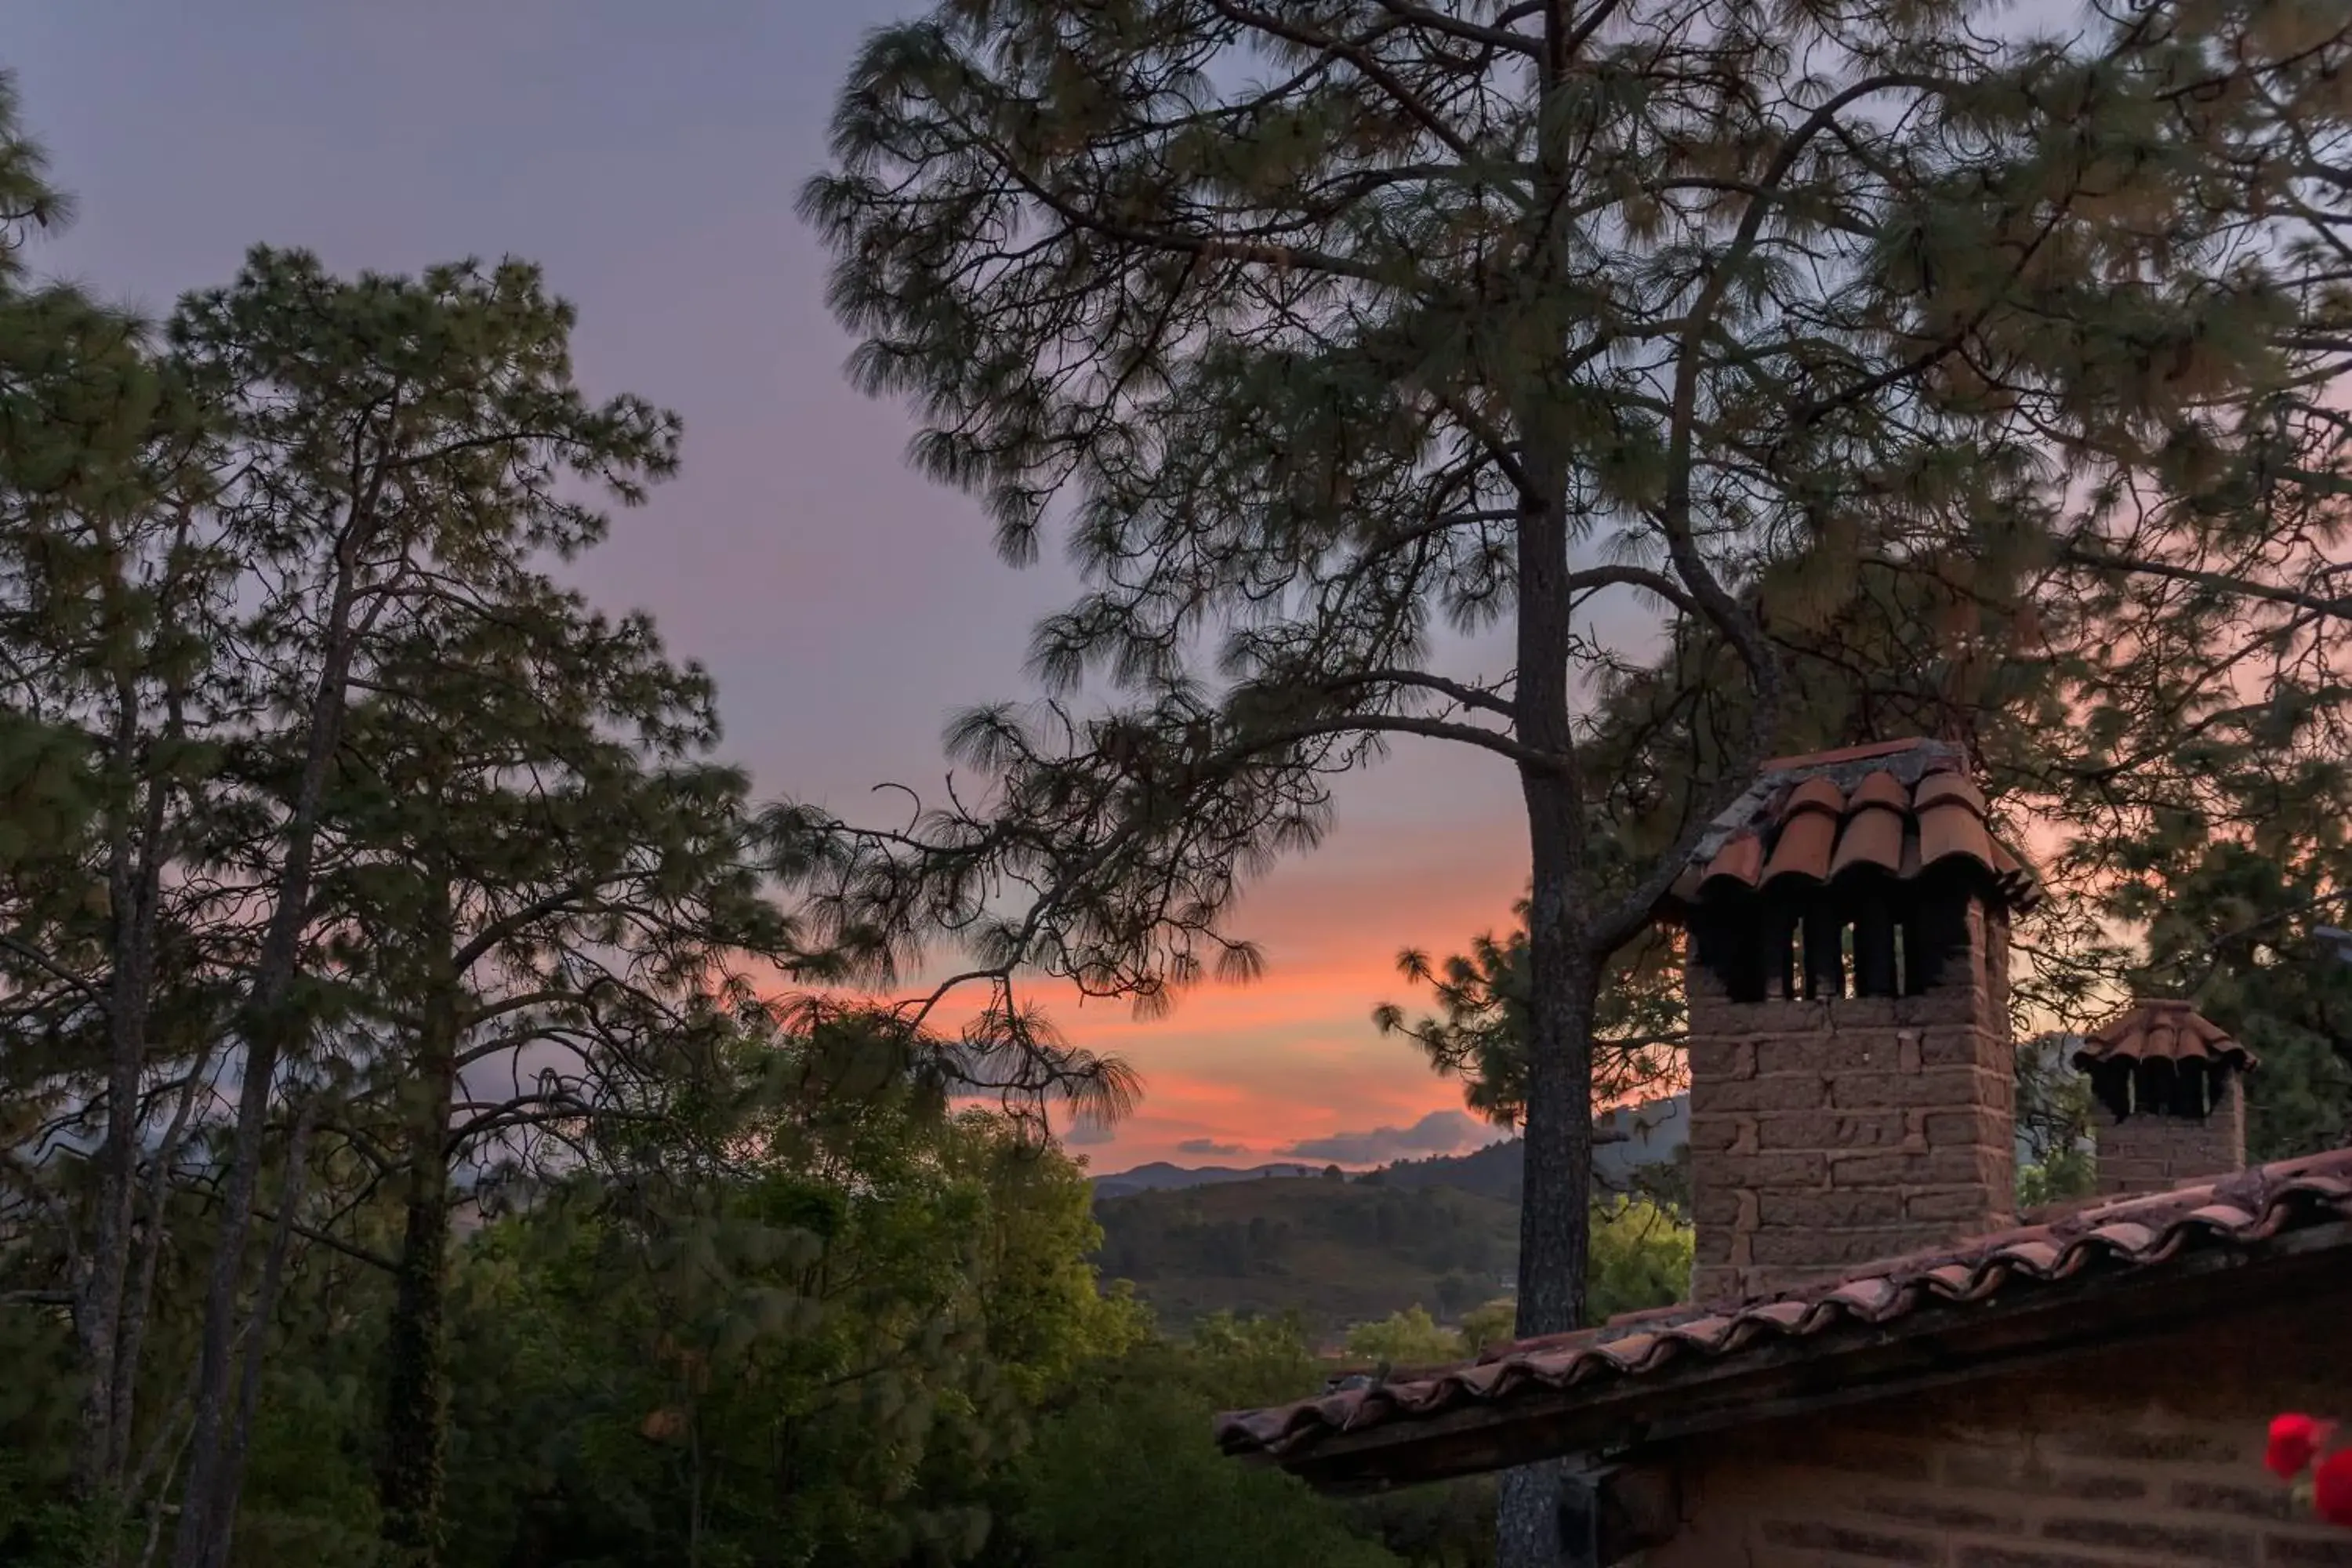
[13,2,1541,1173]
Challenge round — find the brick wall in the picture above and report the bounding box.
[1687,895,2016,1301]
[2096,1079,2248,1197]
[1643,1291,2352,1566]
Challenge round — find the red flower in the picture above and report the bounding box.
[2317,1448,2352,1529]
[2271,1414,2335,1480]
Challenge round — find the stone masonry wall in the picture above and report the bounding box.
[2096,1077,2249,1197]
[1643,1287,2352,1566]
[1688,897,2015,1302]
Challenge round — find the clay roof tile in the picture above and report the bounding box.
[1698,829,1766,890]
[1830,772,1907,877]
[1759,801,1839,884]
[1916,795,1997,871]
[1849,769,1910,812]
[1912,769,1989,817]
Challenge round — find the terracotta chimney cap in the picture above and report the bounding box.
[2072,999,2257,1073]
[1668,739,2038,914]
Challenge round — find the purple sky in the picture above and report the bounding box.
[12,2,1536,1170]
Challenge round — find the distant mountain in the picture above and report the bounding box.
[1090,1160,1326,1198]
[1091,1094,1690,1203]
[1369,1137,1523,1200]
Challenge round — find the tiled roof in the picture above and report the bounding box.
[2072,998,2258,1072]
[1666,737,2038,913]
[1213,1149,2352,1481]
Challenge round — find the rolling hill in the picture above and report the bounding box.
[1086,1098,1693,1333]
[1091,1171,1519,1333]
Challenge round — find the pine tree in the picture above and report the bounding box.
[806,6,2345,1555]
[309,560,793,1565]
[0,71,236,1548]
[150,249,684,1568]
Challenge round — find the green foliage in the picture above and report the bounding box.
[0,1308,91,1565]
[1001,1315,1400,1568]
[2015,1034,2100,1208]
[2125,844,2352,1163]
[1377,908,1684,1134]
[2017,1155,2099,1210]
[1345,1307,1461,1369]
[1586,1199,1694,1322]
[0,17,2345,1568]
[1093,1161,1694,1348]
[800,1,2352,1404]
[423,1026,1149,1568]
[1005,1387,1398,1568]
[1459,1300,1520,1358]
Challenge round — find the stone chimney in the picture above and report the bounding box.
[2071,1000,2256,1197]
[1663,739,2038,1302]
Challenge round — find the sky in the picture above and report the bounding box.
[8,2,1534,1174]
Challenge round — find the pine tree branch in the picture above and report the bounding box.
[949,109,1394,289]
[1312,667,1517,719]
[449,878,607,973]
[167,1171,397,1274]
[1205,1,1489,167]
[2060,541,2352,624]
[1369,0,1544,57]
[1245,711,1570,773]
[0,932,106,1004]
[1566,565,1700,618]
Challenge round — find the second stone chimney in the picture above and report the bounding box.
[1662,739,2039,1302]
[2071,1000,2256,1197]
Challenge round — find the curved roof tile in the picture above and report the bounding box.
[1914,770,1989,816]
[1917,794,1997,869]
[1759,796,1841,884]
[1697,829,1765,891]
[1828,777,1907,877]
[1667,739,2038,914]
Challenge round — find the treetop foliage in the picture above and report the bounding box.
[800,0,2351,1044]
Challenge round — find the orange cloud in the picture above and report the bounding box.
[815,796,1535,1172]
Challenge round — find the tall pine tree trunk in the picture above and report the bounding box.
[73,676,171,1540]
[379,889,459,1567]
[170,608,359,1568]
[1497,436,1599,1566]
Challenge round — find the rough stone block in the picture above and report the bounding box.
[1736,1152,1831,1188]
[1918,1025,2002,1068]
[1693,1073,1828,1114]
[1907,1187,1997,1223]
[1828,1069,1993,1110]
[1686,1038,1756,1082]
[1691,1185,1743,1229]
[1688,1116,1744,1153]
[1824,996,1902,1029]
[1748,1226,1944,1267]
[1925,1108,2006,1149]
[1757,1189,1904,1229]
[2037,1514,2258,1563]
[1895,985,1991,1027]
[1753,1112,1850,1151]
